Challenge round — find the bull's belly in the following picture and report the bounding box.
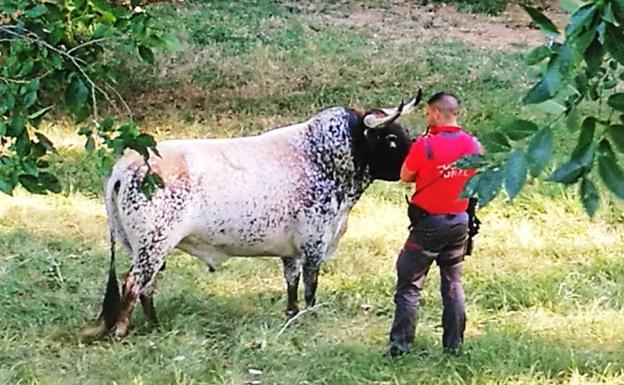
[176,226,299,268]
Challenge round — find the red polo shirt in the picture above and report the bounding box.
[404,126,482,214]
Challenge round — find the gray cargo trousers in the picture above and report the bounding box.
[389,204,469,352]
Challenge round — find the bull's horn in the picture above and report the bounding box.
[363,89,423,129]
[401,89,423,116]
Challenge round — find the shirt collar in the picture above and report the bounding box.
[429,125,462,135]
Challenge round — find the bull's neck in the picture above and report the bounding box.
[299,108,373,206]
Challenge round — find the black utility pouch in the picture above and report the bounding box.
[407,203,429,230]
[465,197,481,256]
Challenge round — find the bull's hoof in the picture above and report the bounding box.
[79,318,108,339]
[113,321,130,340]
[285,308,299,318]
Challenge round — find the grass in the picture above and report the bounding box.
[2,1,624,384]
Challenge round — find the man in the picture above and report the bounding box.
[388,92,482,357]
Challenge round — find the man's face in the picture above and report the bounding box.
[424,104,440,127]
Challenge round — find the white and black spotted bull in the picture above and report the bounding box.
[83,91,422,339]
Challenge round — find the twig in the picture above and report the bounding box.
[0,26,107,120]
[275,303,328,339]
[67,37,109,54]
[102,79,133,118]
[0,76,29,84]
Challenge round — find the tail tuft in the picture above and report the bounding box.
[102,232,121,330]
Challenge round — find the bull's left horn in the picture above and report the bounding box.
[363,89,423,129]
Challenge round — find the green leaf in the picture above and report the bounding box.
[476,168,504,207]
[461,173,482,199]
[604,23,624,65]
[526,45,553,65]
[503,119,539,140]
[49,24,65,45]
[571,28,600,55]
[39,172,62,193]
[160,33,182,52]
[524,79,552,104]
[15,134,32,157]
[579,177,600,217]
[25,4,47,18]
[9,116,25,137]
[559,0,581,13]
[18,174,47,194]
[523,6,559,35]
[0,121,5,136]
[573,116,597,155]
[603,3,616,23]
[606,124,624,153]
[0,175,14,196]
[532,100,567,115]
[85,136,96,154]
[597,139,624,199]
[484,131,511,153]
[24,90,37,108]
[65,79,89,108]
[566,108,581,132]
[614,2,624,24]
[548,160,584,184]
[527,127,554,177]
[608,93,624,111]
[566,3,598,38]
[138,45,155,65]
[455,154,486,170]
[504,150,528,200]
[98,117,114,132]
[603,75,617,90]
[28,106,53,120]
[140,170,165,199]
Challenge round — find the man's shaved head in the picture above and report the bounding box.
[427,92,460,118]
[424,91,461,127]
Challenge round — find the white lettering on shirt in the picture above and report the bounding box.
[437,164,469,179]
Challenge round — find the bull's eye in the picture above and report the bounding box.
[386,134,398,147]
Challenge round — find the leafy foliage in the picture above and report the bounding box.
[466,0,624,216]
[0,0,180,196]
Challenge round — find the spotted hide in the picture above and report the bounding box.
[86,92,422,339]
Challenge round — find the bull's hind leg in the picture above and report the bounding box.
[301,244,324,309]
[282,257,302,317]
[140,290,158,325]
[139,263,168,325]
[114,242,173,339]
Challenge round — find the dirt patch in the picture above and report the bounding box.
[288,2,568,50]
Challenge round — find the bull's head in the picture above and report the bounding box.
[355,89,422,181]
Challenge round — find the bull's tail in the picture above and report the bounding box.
[101,227,121,329]
[81,177,124,338]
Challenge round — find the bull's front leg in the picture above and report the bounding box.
[281,257,302,317]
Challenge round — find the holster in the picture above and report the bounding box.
[407,203,429,230]
[466,197,481,256]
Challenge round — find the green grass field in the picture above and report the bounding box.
[1,1,624,384]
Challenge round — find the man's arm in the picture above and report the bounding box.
[400,162,417,183]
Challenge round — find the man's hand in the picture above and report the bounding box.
[400,163,417,183]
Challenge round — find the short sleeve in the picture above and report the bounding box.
[403,138,426,173]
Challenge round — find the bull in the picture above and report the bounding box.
[84,91,422,339]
